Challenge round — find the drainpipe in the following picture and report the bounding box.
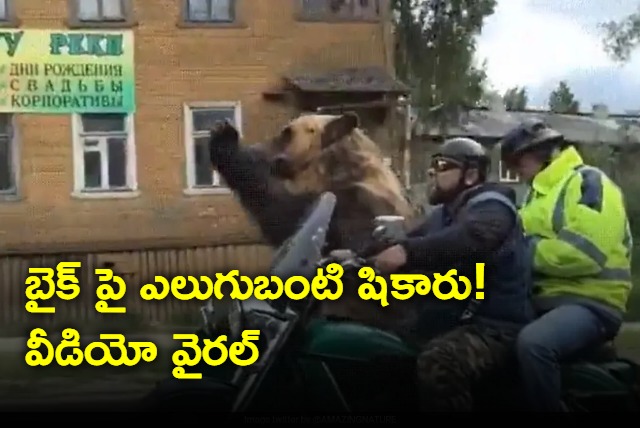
[381,0,394,77]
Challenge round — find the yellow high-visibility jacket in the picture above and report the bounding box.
[520,146,633,312]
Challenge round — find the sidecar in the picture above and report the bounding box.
[299,318,639,412]
[147,317,639,412]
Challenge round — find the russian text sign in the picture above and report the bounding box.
[0,30,135,113]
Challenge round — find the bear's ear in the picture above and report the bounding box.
[321,112,360,148]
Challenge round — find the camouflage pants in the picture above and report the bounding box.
[416,323,517,411]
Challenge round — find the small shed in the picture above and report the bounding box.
[264,66,411,180]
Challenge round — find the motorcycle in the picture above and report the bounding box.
[144,192,640,412]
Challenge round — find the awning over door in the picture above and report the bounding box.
[283,66,409,94]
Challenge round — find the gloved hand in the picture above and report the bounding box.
[209,120,240,166]
[371,215,407,244]
[372,244,407,274]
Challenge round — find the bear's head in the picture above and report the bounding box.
[254,112,359,180]
[252,112,413,217]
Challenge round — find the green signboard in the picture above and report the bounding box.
[0,29,135,113]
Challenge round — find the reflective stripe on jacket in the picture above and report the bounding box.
[520,146,633,312]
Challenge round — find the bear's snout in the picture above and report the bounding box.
[270,154,295,179]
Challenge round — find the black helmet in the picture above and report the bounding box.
[433,137,490,178]
[500,118,564,163]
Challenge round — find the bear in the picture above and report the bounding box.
[209,112,417,331]
[209,112,413,250]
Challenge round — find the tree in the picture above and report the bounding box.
[503,86,528,111]
[548,81,580,114]
[393,0,497,123]
[479,84,503,109]
[600,7,640,62]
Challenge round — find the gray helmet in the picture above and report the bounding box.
[433,137,490,178]
[500,118,564,162]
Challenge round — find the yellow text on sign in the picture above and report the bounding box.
[24,263,127,314]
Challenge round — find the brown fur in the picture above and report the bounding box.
[259,113,418,332]
[261,113,413,219]
[210,112,420,332]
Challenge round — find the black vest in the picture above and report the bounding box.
[411,189,534,339]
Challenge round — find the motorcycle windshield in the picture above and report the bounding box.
[270,192,336,279]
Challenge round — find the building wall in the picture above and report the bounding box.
[0,0,392,252]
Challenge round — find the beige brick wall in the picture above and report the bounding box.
[0,0,392,252]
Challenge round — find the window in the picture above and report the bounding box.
[498,160,519,183]
[0,114,16,196]
[77,0,124,21]
[300,0,380,21]
[67,0,135,28]
[184,0,235,23]
[184,102,241,193]
[72,113,137,197]
[0,0,19,26]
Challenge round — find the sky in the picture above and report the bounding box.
[476,0,640,112]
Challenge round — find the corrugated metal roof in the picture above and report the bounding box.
[414,109,640,145]
[286,66,409,93]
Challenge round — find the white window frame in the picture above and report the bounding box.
[71,113,138,199]
[77,0,126,22]
[300,0,381,21]
[0,114,19,200]
[0,0,8,21]
[184,0,236,23]
[498,160,520,183]
[183,101,241,195]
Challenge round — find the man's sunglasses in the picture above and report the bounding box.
[430,157,462,172]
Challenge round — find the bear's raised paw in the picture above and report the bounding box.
[209,120,239,161]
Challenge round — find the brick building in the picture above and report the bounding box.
[0,0,407,254]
